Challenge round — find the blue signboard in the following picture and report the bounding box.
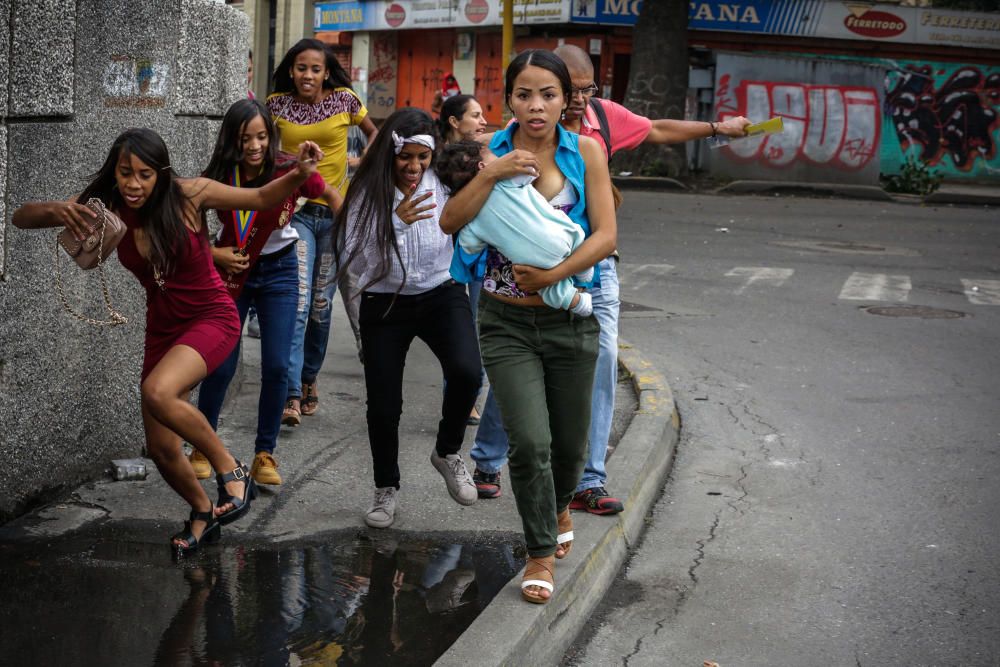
[570,0,640,26]
[315,1,372,31]
[688,0,825,35]
[570,0,824,33]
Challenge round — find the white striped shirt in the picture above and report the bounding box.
[345,169,453,295]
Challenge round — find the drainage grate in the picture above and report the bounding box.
[864,305,967,319]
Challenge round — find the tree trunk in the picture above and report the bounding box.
[614,0,689,177]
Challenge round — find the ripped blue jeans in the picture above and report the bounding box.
[286,203,335,400]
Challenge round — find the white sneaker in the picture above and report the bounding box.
[430,452,477,506]
[366,486,397,528]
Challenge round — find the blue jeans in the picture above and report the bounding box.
[287,204,335,400]
[577,256,619,491]
[198,246,299,454]
[470,257,619,492]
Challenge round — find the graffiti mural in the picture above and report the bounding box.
[885,64,1000,174]
[367,33,398,118]
[716,76,881,171]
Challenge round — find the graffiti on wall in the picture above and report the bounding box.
[716,75,881,170]
[885,65,1000,173]
[103,55,169,108]
[368,33,397,118]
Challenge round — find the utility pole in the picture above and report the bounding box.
[502,0,514,72]
[502,0,514,123]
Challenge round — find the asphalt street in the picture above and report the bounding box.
[564,192,1000,666]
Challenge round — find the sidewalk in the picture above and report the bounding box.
[0,307,680,664]
[613,175,1000,207]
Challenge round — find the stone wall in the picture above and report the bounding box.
[0,0,249,521]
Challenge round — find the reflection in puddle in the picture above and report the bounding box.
[0,531,524,665]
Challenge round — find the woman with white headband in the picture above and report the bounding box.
[334,107,482,528]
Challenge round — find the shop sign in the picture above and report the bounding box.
[314,1,371,31]
[385,2,406,27]
[571,0,641,25]
[317,0,569,31]
[566,0,999,50]
[843,10,907,39]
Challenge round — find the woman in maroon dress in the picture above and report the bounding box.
[12,128,322,556]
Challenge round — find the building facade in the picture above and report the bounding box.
[246,0,999,183]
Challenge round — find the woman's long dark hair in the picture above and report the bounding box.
[333,107,439,299]
[437,94,476,143]
[505,49,572,110]
[203,99,281,185]
[78,128,190,276]
[272,38,353,94]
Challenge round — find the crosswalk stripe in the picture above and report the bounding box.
[622,263,675,291]
[724,267,794,294]
[839,272,911,302]
[961,279,1000,305]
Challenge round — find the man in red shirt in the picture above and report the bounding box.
[555,44,749,514]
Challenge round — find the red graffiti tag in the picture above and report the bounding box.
[718,80,881,171]
[715,74,736,114]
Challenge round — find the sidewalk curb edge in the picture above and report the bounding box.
[435,339,680,666]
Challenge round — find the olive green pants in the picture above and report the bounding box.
[477,295,600,557]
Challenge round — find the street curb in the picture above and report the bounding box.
[716,179,894,201]
[923,189,1000,207]
[435,340,680,667]
[612,175,689,191]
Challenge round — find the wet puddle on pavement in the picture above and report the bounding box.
[0,529,524,665]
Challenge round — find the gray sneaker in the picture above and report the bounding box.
[366,486,397,528]
[246,312,261,339]
[430,452,477,506]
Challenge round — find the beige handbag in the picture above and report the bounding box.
[53,198,128,326]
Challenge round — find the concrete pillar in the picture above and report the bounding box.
[274,0,312,65]
[0,0,249,521]
[452,31,477,96]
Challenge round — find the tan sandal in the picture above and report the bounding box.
[555,508,574,559]
[281,399,301,427]
[521,555,555,604]
[301,382,319,416]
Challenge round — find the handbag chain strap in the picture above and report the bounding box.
[53,199,129,327]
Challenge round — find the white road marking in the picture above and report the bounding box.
[621,263,675,291]
[838,272,911,302]
[961,279,1000,305]
[724,267,795,294]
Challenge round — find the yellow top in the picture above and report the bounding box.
[267,88,368,204]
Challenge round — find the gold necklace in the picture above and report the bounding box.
[152,265,166,291]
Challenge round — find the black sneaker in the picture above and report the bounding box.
[472,468,502,499]
[570,486,623,515]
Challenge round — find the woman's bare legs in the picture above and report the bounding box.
[141,345,246,531]
[141,402,213,547]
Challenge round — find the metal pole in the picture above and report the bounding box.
[502,0,514,122]
[502,0,514,70]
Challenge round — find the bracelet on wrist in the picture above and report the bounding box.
[709,121,718,138]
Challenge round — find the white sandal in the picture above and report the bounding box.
[556,508,574,559]
[521,555,555,604]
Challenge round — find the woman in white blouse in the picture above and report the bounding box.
[334,107,482,529]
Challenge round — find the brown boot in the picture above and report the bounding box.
[251,451,282,485]
[188,449,212,480]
